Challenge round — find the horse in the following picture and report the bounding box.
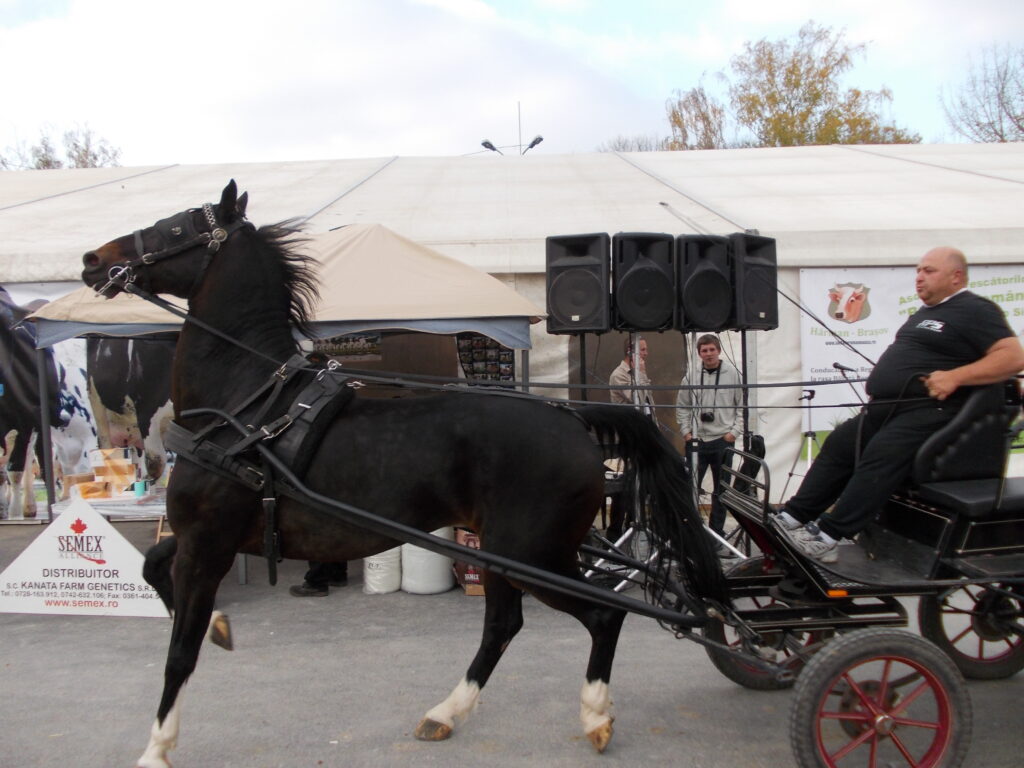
[81,181,726,768]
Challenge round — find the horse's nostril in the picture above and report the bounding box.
[83,251,100,268]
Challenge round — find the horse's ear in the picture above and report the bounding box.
[236,191,249,219]
[217,180,238,222]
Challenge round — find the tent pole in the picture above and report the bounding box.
[35,348,56,523]
[520,349,530,394]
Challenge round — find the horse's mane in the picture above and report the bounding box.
[253,220,321,335]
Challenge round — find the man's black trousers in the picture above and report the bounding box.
[784,402,954,540]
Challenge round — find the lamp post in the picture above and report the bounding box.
[480,101,543,155]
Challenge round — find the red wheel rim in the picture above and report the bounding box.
[940,585,1023,664]
[813,654,955,768]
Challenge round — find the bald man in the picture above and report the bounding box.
[774,247,1024,563]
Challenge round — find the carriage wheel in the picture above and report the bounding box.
[790,628,971,768]
[919,584,1024,679]
[704,556,832,690]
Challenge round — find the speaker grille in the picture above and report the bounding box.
[616,264,675,328]
[548,270,606,326]
[683,263,733,330]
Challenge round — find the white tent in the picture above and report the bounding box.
[5,144,1023,496]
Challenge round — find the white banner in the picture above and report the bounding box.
[799,264,1024,430]
[0,499,168,618]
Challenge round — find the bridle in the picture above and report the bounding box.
[98,202,251,297]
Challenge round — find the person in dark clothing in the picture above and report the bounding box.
[774,247,1024,563]
[289,561,349,597]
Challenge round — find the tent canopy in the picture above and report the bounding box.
[30,223,544,349]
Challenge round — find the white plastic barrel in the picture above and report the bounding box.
[401,527,455,594]
[362,546,402,594]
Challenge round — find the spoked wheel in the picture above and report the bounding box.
[919,583,1024,679]
[790,628,971,768]
[704,556,832,690]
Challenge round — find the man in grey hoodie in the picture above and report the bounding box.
[676,334,742,542]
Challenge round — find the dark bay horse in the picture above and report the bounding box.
[81,181,725,767]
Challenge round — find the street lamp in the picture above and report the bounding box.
[523,135,543,154]
[480,135,544,156]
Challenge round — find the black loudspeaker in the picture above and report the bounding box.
[676,235,735,331]
[731,233,778,330]
[545,233,610,334]
[612,232,676,331]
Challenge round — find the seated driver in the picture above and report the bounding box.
[774,246,1024,563]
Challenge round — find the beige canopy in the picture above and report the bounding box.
[31,223,544,349]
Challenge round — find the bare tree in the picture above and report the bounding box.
[596,134,669,152]
[942,45,1024,143]
[64,126,122,168]
[1,125,121,170]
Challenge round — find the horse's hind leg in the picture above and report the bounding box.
[529,575,627,753]
[136,537,235,768]
[415,572,524,741]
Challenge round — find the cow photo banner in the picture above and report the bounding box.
[799,263,1024,432]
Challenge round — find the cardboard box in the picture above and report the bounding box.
[90,448,138,491]
[453,528,485,596]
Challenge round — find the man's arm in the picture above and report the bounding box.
[675,375,694,439]
[925,336,1024,401]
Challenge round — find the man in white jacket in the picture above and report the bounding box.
[676,334,742,543]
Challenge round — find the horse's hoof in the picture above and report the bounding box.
[414,718,453,741]
[587,719,614,753]
[209,612,233,651]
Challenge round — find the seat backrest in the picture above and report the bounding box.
[912,380,1022,484]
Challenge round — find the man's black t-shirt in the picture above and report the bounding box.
[866,291,1014,403]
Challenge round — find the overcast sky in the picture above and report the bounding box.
[1,0,1022,166]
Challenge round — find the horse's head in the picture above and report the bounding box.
[82,180,250,299]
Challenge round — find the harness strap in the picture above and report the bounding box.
[262,465,281,586]
[164,421,263,491]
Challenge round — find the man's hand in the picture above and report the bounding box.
[922,371,959,401]
[724,433,736,443]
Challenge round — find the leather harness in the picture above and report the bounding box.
[163,353,356,584]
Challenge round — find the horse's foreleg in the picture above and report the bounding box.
[415,573,524,741]
[136,543,234,768]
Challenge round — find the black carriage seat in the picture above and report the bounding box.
[906,379,1024,518]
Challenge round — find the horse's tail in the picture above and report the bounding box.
[576,404,728,606]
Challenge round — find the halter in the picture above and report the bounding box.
[98,202,251,297]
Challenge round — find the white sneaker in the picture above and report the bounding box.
[787,524,838,564]
[771,509,803,531]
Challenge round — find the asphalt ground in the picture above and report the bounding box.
[1,520,1021,768]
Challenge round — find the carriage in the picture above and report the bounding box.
[77,181,1021,768]
[586,376,1024,767]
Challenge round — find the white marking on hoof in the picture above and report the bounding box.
[136,697,181,768]
[422,677,481,731]
[580,679,613,748]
